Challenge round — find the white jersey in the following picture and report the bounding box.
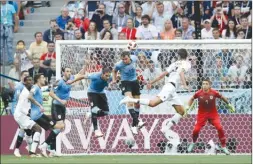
[165,60,191,88]
[14,87,31,116]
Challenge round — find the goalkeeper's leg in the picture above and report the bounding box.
[210,117,230,155]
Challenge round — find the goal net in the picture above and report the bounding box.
[55,40,251,155]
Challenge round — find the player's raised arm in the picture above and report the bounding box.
[149,71,169,88]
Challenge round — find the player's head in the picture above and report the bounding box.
[121,51,131,64]
[101,67,111,81]
[34,73,46,86]
[177,48,188,60]
[62,67,72,80]
[24,76,33,90]
[202,77,212,91]
[20,70,29,82]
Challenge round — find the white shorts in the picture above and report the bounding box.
[157,83,183,106]
[14,113,36,130]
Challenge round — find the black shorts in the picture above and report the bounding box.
[35,114,56,131]
[121,80,140,96]
[51,103,66,121]
[88,92,109,112]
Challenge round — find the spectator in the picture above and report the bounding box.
[28,57,47,79]
[8,58,20,84]
[124,1,137,17]
[227,55,248,88]
[217,49,233,69]
[231,5,242,27]
[64,20,78,40]
[100,19,118,40]
[73,8,88,29]
[163,1,179,19]
[236,29,246,39]
[212,28,222,39]
[136,15,158,40]
[143,60,163,89]
[40,42,56,70]
[101,30,113,40]
[133,6,143,28]
[118,32,126,40]
[171,7,184,28]
[29,32,48,59]
[55,32,64,41]
[179,17,195,40]
[201,19,214,39]
[220,1,234,17]
[112,2,132,32]
[74,29,83,40]
[151,2,171,33]
[103,1,119,17]
[121,18,136,40]
[239,16,252,39]
[0,0,18,65]
[141,1,156,16]
[222,19,237,39]
[239,0,252,17]
[137,52,149,71]
[175,29,183,40]
[43,19,64,43]
[160,19,175,40]
[47,59,56,84]
[85,21,100,40]
[91,3,111,32]
[210,6,228,33]
[56,7,71,30]
[202,4,213,21]
[14,40,33,71]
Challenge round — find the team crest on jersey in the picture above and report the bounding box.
[122,87,125,91]
[58,115,61,119]
[50,121,54,125]
[90,102,93,106]
[210,96,213,99]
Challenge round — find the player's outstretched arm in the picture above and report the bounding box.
[220,95,235,113]
[67,74,88,85]
[149,71,168,87]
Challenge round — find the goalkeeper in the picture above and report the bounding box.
[68,67,112,138]
[187,78,235,155]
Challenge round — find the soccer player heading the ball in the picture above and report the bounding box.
[187,78,235,155]
[120,48,190,136]
[112,51,145,135]
[68,67,112,138]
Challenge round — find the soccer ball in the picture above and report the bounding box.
[127,41,137,50]
[125,138,135,148]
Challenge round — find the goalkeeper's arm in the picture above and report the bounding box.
[220,95,235,113]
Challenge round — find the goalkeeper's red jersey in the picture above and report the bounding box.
[193,89,222,115]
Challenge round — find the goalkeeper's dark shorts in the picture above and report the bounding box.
[88,92,109,112]
[51,103,66,121]
[35,114,56,131]
[120,80,140,96]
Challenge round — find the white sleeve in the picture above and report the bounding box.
[135,26,142,38]
[165,63,175,73]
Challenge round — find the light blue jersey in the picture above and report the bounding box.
[52,76,74,105]
[11,82,24,114]
[114,55,138,81]
[30,85,43,121]
[0,3,16,26]
[88,72,111,93]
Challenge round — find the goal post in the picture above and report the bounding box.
[55,40,251,155]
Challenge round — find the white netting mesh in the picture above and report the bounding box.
[56,40,251,155]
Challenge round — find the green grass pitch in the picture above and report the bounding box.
[1,155,251,164]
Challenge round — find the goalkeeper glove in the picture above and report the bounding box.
[226,103,235,113]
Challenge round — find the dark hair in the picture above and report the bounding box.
[121,51,131,58]
[141,14,151,22]
[102,67,111,74]
[55,32,63,36]
[24,76,32,82]
[98,3,106,9]
[103,19,111,25]
[34,32,42,38]
[47,41,55,45]
[212,28,220,33]
[225,19,237,38]
[237,29,245,34]
[62,67,71,72]
[240,16,248,20]
[17,40,25,45]
[202,77,212,84]
[49,19,56,23]
[34,73,44,83]
[21,70,28,76]
[101,30,113,40]
[177,49,188,59]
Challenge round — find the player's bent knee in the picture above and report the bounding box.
[33,124,42,133]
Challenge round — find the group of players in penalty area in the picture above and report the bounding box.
[12,48,235,158]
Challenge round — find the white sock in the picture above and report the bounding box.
[167,113,182,128]
[139,98,150,105]
[26,136,33,145]
[31,132,40,153]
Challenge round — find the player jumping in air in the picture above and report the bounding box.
[120,48,191,137]
[13,76,42,157]
[187,78,235,155]
[112,51,145,135]
[28,74,65,157]
[12,70,33,157]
